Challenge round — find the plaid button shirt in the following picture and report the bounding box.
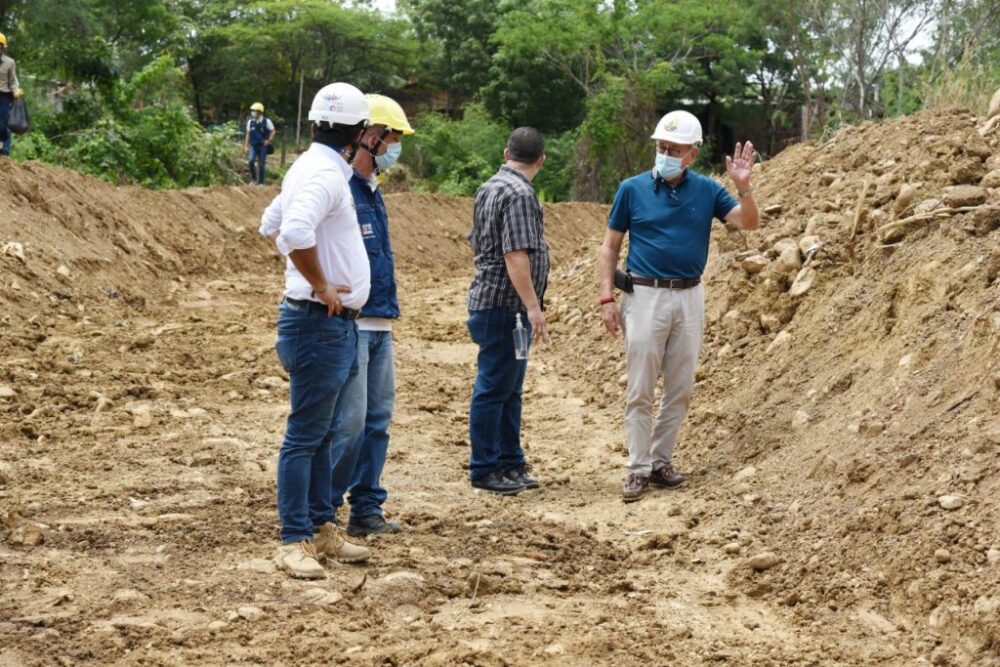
[467,166,550,311]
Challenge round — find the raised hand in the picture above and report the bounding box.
[725,141,755,191]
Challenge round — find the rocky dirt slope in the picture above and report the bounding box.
[1,106,998,666]
[547,107,1000,665]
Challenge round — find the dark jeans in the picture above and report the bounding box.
[274,300,359,544]
[0,94,11,156]
[467,307,531,481]
[248,143,267,184]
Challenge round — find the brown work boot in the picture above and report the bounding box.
[314,522,370,563]
[622,473,650,503]
[650,463,687,489]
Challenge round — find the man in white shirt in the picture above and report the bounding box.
[260,82,374,579]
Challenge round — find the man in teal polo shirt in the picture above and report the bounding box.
[597,110,759,502]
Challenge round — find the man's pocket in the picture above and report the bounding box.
[275,330,299,374]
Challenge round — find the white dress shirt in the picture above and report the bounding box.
[259,143,370,310]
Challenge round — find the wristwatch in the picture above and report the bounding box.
[737,185,754,197]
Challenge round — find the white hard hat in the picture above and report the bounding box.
[308,82,370,126]
[651,110,703,145]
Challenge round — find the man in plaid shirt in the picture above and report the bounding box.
[466,127,550,495]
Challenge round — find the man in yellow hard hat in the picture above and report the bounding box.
[243,102,275,185]
[0,32,24,157]
[327,94,415,536]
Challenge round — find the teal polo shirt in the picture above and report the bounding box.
[608,169,738,280]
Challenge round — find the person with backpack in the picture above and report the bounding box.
[0,32,24,157]
[244,102,275,185]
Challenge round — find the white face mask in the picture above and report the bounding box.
[374,141,402,171]
[654,146,695,180]
[654,153,684,180]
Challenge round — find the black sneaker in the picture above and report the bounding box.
[504,465,539,489]
[346,514,404,537]
[471,471,526,496]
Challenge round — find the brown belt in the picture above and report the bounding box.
[630,276,701,289]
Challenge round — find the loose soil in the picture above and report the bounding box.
[2,107,999,666]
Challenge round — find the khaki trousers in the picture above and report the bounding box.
[621,283,704,474]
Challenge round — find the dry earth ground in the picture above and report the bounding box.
[2,107,1000,666]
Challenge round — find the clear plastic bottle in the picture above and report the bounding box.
[513,313,529,360]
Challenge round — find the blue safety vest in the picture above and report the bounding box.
[350,174,399,319]
[248,118,271,146]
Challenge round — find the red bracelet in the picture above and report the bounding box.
[599,296,615,305]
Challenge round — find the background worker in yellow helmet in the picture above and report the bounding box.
[243,102,275,185]
[327,93,415,536]
[0,32,24,157]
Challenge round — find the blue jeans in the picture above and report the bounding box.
[248,143,267,184]
[330,330,396,520]
[467,307,530,481]
[274,301,358,544]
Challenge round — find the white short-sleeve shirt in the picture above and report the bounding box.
[246,117,275,133]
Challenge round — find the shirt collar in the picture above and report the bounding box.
[500,164,532,186]
[650,168,689,188]
[350,170,381,193]
[310,142,354,181]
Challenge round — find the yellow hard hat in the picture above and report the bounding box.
[365,94,414,135]
[0,33,7,48]
[249,102,264,113]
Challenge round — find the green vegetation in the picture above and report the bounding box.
[0,0,997,198]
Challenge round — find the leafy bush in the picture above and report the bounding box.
[11,131,60,163]
[15,55,244,188]
[65,118,139,183]
[403,104,508,196]
[402,103,573,201]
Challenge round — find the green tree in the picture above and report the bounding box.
[187,0,423,126]
[400,0,506,111]
[920,0,1000,112]
[490,0,768,200]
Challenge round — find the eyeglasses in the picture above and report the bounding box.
[657,145,694,158]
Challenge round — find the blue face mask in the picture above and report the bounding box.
[654,152,684,180]
[375,142,402,172]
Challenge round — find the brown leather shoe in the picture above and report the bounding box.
[622,473,650,502]
[650,463,687,489]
